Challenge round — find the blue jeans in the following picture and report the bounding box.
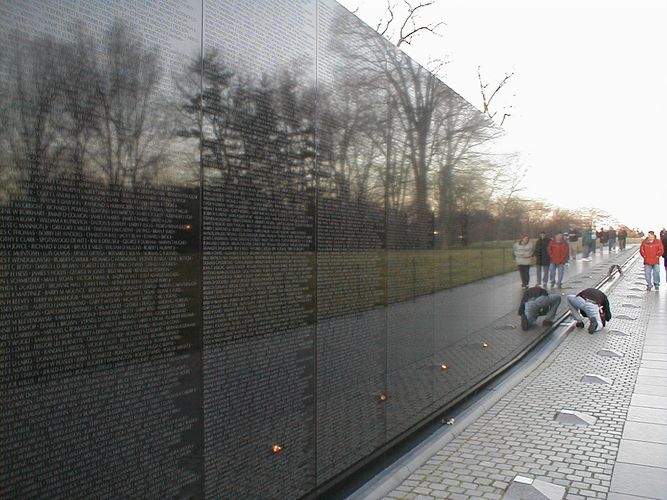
[524,294,562,326]
[582,244,592,258]
[549,263,564,286]
[567,295,603,331]
[645,264,661,289]
[535,265,549,285]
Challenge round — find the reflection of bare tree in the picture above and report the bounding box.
[91,22,168,188]
[0,21,172,199]
[432,91,501,244]
[60,25,99,181]
[3,35,66,198]
[179,50,317,198]
[329,10,505,246]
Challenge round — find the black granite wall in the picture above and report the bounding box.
[1,1,525,498]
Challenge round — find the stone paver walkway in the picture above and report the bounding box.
[372,254,666,499]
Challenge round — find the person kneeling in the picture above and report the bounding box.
[567,287,612,334]
[518,286,562,331]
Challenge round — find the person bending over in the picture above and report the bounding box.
[567,288,611,334]
[518,286,562,331]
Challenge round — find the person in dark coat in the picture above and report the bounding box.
[518,285,562,330]
[567,288,612,334]
[533,231,551,287]
[618,228,627,251]
[662,229,667,282]
[597,228,609,255]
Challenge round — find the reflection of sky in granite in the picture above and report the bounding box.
[0,0,202,94]
[204,0,316,80]
[1,0,201,56]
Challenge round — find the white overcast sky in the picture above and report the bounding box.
[337,0,667,233]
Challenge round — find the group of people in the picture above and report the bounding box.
[512,226,636,290]
[580,227,628,260]
[512,231,569,289]
[516,227,667,334]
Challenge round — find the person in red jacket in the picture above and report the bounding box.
[548,232,569,288]
[640,231,665,291]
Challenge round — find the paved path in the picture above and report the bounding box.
[349,252,667,499]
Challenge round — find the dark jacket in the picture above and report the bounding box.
[577,288,612,323]
[597,230,609,244]
[533,237,551,266]
[518,286,548,315]
[662,234,667,258]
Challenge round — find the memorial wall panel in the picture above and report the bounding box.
[200,0,317,497]
[1,1,541,497]
[0,1,203,497]
[315,0,388,483]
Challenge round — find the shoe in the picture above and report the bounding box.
[647,286,652,291]
[656,285,660,291]
[582,258,591,262]
[550,282,555,288]
[557,284,563,289]
[542,319,554,327]
[575,321,584,328]
[588,318,598,334]
[521,314,529,331]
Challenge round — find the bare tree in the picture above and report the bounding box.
[370,0,445,48]
[478,66,514,126]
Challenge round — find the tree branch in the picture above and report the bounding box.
[395,0,444,47]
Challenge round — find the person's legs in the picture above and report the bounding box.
[540,265,549,286]
[523,299,540,329]
[582,244,590,259]
[549,263,556,286]
[518,265,529,286]
[569,242,577,260]
[582,300,603,333]
[645,264,654,290]
[537,294,561,322]
[653,264,661,289]
[556,263,564,287]
[567,295,585,323]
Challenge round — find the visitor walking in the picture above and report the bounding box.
[608,226,617,253]
[548,232,569,289]
[533,231,550,287]
[513,234,533,288]
[581,228,593,261]
[640,231,664,291]
[618,228,627,251]
[567,226,580,260]
[597,227,609,255]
